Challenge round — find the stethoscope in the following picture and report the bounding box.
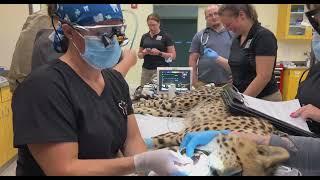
[200,27,233,49]
[200,28,210,48]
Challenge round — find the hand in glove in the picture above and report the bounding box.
[179,130,230,157]
[203,48,219,60]
[134,149,192,176]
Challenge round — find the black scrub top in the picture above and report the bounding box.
[297,63,320,108]
[228,22,279,98]
[297,63,320,131]
[12,60,133,176]
[140,31,174,70]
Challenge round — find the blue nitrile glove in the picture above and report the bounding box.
[171,171,189,176]
[203,48,219,60]
[179,130,231,157]
[144,138,154,149]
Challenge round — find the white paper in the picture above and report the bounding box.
[135,114,186,138]
[242,94,311,132]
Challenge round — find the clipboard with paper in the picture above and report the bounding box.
[221,84,320,138]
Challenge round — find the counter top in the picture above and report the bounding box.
[0,76,9,88]
[284,66,309,70]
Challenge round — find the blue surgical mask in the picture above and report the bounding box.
[74,35,121,70]
[312,32,320,62]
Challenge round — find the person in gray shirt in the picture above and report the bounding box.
[31,29,63,71]
[189,4,233,88]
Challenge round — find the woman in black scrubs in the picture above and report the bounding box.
[12,4,189,176]
[138,13,176,86]
[291,4,320,121]
[204,4,281,101]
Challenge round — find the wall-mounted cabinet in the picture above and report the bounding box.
[277,4,312,40]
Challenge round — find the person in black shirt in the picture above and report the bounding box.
[203,4,281,101]
[181,4,320,176]
[138,13,176,86]
[31,5,138,77]
[12,4,190,176]
[292,4,320,122]
[31,26,136,77]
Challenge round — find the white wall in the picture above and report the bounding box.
[0,4,29,68]
[254,4,311,62]
[122,4,153,87]
[198,4,311,62]
[0,4,312,87]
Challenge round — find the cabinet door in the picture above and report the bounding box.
[287,69,306,100]
[0,102,5,167]
[2,101,9,165]
[6,101,17,159]
[282,69,291,100]
[0,86,11,103]
[0,102,8,167]
[277,4,312,40]
[287,4,312,40]
[282,69,307,100]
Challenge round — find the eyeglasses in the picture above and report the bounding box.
[205,12,219,18]
[305,8,320,35]
[73,24,129,47]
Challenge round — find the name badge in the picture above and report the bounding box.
[118,100,128,116]
[244,39,252,49]
[156,35,162,40]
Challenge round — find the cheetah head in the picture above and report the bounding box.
[205,134,290,176]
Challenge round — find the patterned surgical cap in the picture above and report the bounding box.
[52,4,123,53]
[56,4,123,26]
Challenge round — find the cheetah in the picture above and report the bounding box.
[184,134,289,176]
[133,85,278,149]
[133,85,225,118]
[134,85,289,176]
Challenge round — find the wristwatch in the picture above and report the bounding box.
[158,52,163,57]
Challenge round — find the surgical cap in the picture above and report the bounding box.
[56,4,123,26]
[52,4,123,53]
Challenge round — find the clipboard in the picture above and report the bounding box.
[221,84,320,138]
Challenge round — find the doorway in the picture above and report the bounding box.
[154,5,198,67]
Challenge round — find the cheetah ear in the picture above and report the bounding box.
[256,145,290,169]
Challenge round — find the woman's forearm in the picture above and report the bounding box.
[123,138,147,157]
[163,52,173,59]
[38,156,136,176]
[160,52,175,60]
[216,56,231,72]
[243,75,270,97]
[66,157,135,176]
[246,56,276,97]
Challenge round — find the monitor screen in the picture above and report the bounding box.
[157,67,192,93]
